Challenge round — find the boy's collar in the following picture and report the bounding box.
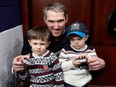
[70,44,88,51]
[32,50,49,58]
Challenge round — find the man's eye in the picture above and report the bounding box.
[58,19,64,23]
[48,20,54,23]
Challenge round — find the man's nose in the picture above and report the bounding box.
[54,22,58,29]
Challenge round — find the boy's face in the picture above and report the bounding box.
[69,34,88,50]
[44,10,68,37]
[28,39,50,56]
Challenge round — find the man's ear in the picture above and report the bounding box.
[43,16,47,24]
[65,15,68,23]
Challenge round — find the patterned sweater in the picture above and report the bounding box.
[59,44,97,87]
[18,50,64,87]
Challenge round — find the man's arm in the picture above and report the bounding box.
[90,68,105,78]
[88,56,105,77]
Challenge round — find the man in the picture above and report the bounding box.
[12,2,105,86]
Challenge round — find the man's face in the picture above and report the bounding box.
[44,10,68,37]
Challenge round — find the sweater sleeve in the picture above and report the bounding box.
[61,60,76,71]
[17,69,30,81]
[59,49,76,71]
[51,53,64,87]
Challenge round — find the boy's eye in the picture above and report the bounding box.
[40,43,45,45]
[69,38,74,41]
[70,38,82,41]
[33,43,37,45]
[78,38,82,40]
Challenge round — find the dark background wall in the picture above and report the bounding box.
[0,0,22,32]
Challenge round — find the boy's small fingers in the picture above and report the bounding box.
[23,55,29,59]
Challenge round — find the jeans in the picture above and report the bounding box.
[64,83,88,87]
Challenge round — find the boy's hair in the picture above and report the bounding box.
[43,2,67,19]
[28,26,51,41]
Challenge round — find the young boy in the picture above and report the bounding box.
[59,21,97,87]
[17,26,64,87]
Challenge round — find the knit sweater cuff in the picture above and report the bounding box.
[61,60,76,71]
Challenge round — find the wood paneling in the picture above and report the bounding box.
[21,0,29,34]
[90,47,116,86]
[89,0,116,85]
[30,0,91,29]
[91,0,116,46]
[21,0,91,34]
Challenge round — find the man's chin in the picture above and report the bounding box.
[52,33,61,37]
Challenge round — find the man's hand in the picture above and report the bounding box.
[88,56,105,71]
[12,55,25,72]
